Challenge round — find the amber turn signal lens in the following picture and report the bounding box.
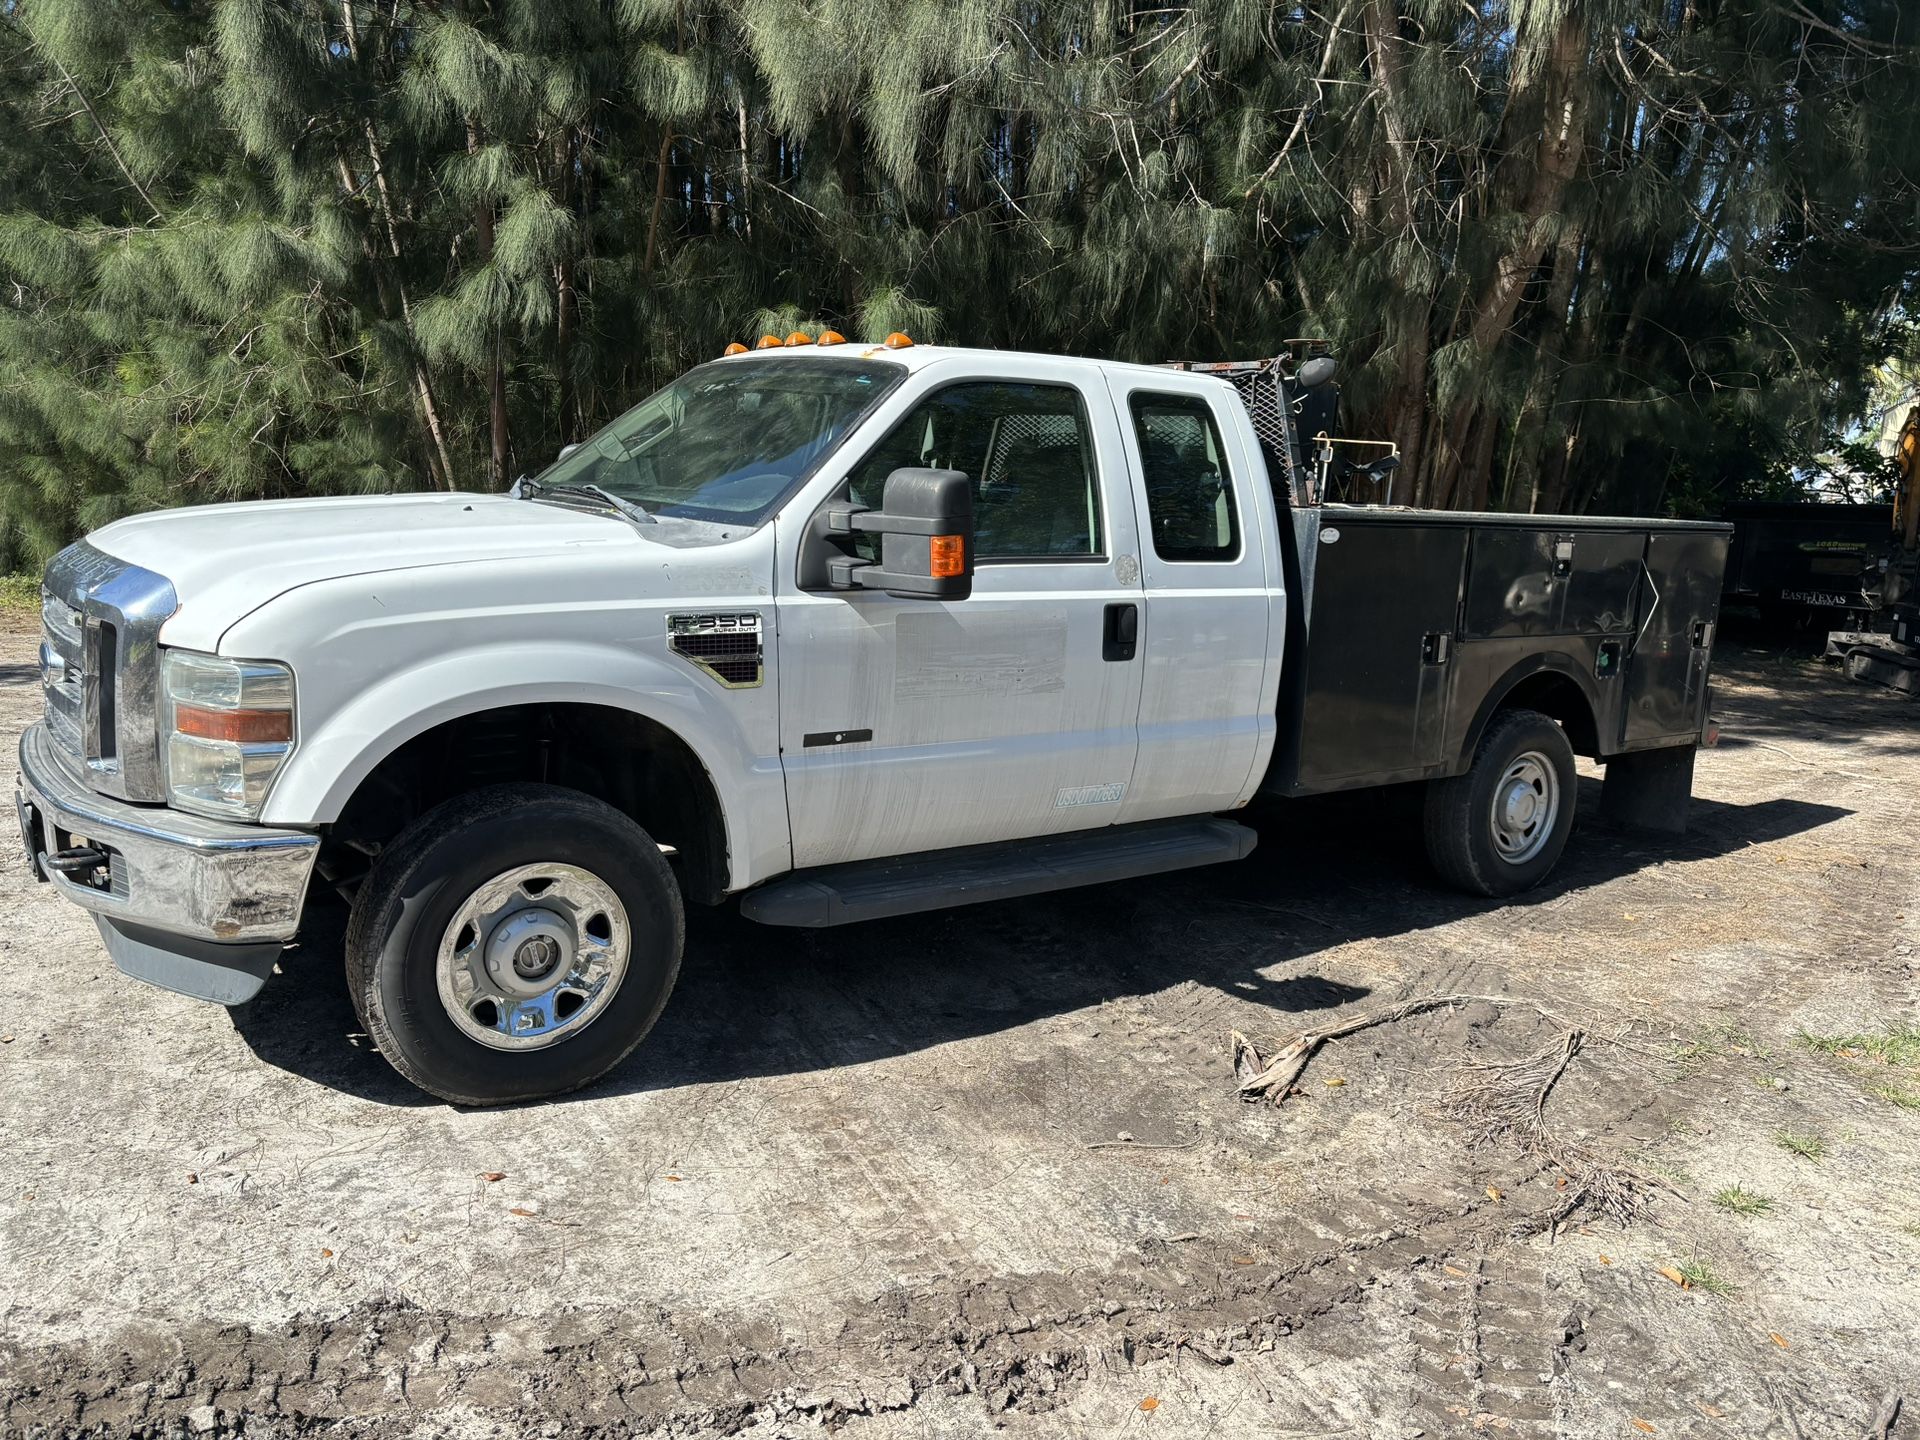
[173,704,293,745]
[929,534,965,578]
[755,334,782,349]
[723,342,748,356]
[784,330,814,346]
[883,332,914,349]
[817,330,846,345]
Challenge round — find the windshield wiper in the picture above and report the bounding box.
[512,475,655,526]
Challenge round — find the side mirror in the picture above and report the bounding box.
[826,467,974,600]
[1296,355,1338,389]
[1366,454,1401,478]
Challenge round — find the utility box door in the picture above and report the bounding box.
[1293,521,1468,786]
[1463,528,1644,638]
[1622,531,1727,744]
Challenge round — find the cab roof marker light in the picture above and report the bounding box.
[883,332,914,349]
[723,342,748,356]
[817,330,847,345]
[755,334,782,349]
[785,331,814,346]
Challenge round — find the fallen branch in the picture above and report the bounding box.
[1233,993,1518,1102]
[1440,1031,1684,1233]
[1231,994,1684,1233]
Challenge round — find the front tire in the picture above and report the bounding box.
[1423,708,1577,897]
[345,783,684,1105]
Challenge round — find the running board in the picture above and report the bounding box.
[740,817,1258,928]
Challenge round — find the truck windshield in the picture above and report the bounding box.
[530,356,905,527]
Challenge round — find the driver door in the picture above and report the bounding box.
[775,360,1147,869]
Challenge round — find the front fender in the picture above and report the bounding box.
[260,640,790,890]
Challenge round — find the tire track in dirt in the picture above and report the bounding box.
[2,1188,1553,1435]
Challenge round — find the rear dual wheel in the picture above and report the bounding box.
[345,783,684,1105]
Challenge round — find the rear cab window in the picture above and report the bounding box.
[1129,393,1240,562]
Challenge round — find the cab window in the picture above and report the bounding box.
[1130,393,1239,562]
[846,382,1103,560]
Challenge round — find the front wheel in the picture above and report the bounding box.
[1423,708,1577,897]
[345,783,684,1105]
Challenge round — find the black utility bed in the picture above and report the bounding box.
[1175,356,1730,806]
[1264,506,1730,799]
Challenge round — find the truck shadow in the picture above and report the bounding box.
[227,779,1853,1108]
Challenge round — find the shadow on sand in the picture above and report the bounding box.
[227,776,1852,1109]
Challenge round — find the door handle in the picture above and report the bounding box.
[1103,603,1138,662]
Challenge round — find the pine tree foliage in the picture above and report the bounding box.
[2,0,1917,568]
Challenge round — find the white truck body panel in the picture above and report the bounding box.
[1099,367,1285,823]
[222,526,795,889]
[772,353,1155,867]
[88,493,630,653]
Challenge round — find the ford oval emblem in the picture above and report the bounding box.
[1319,527,1341,544]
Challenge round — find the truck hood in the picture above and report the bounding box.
[90,493,635,650]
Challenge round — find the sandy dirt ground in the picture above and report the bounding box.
[1,621,1917,1439]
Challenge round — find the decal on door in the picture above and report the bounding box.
[1054,782,1126,809]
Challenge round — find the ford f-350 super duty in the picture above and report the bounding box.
[17,337,1728,1103]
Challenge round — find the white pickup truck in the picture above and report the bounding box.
[18,337,1727,1103]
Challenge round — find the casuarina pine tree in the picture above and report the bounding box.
[2,0,1916,570]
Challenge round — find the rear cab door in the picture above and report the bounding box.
[1099,368,1284,823]
[773,353,1150,868]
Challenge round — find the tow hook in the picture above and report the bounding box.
[46,845,109,879]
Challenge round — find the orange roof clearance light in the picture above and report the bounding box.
[817,330,846,346]
[929,534,966,579]
[784,330,814,346]
[755,334,783,349]
[723,342,748,356]
[883,332,914,349]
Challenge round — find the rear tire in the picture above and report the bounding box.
[345,783,684,1105]
[1423,708,1576,897]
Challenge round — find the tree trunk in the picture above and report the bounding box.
[736,99,753,240]
[334,0,454,490]
[554,128,578,441]
[336,153,454,490]
[644,129,672,274]
[468,119,510,490]
[1510,224,1585,512]
[1359,0,1432,498]
[1427,3,1590,507]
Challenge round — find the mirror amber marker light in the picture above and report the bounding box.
[929,535,966,578]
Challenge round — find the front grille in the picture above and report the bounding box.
[668,613,764,689]
[40,593,86,764]
[40,541,178,802]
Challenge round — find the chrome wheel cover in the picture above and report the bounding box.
[435,863,630,1050]
[1489,750,1559,865]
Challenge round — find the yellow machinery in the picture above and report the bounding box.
[1828,405,1920,690]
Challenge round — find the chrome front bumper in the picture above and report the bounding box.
[17,722,320,1003]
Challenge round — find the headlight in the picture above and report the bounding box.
[160,649,295,820]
